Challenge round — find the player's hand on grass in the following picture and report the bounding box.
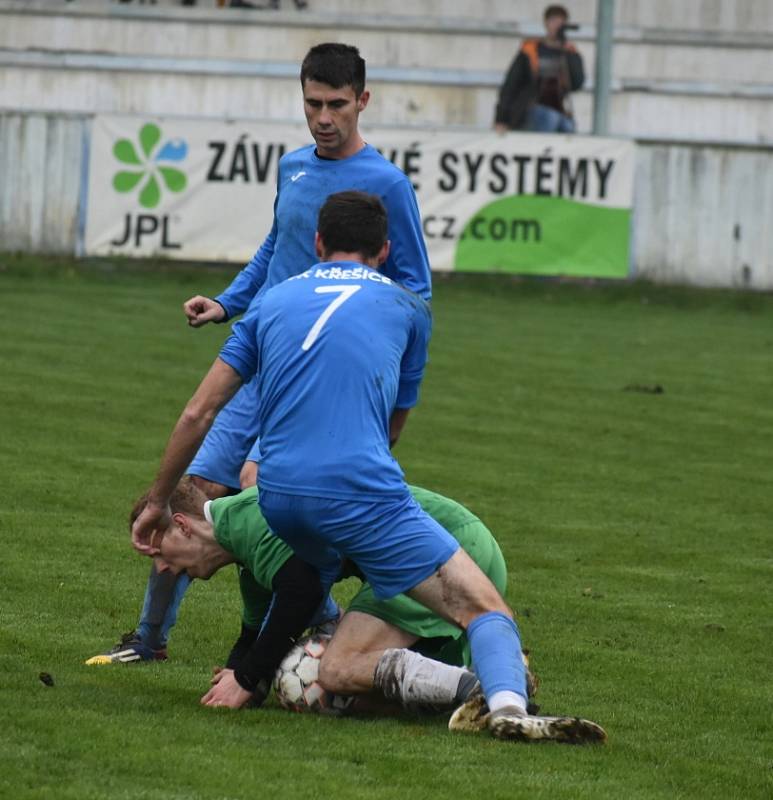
[183,296,226,328]
[131,501,171,555]
[200,668,253,709]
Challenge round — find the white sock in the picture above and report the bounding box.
[374,648,471,709]
[488,690,527,714]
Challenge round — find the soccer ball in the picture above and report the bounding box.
[273,633,354,715]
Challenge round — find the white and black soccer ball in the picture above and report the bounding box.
[273,633,354,715]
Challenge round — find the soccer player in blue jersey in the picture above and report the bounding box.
[88,43,431,665]
[131,192,605,743]
[184,42,430,498]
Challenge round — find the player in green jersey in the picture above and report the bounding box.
[132,479,599,741]
[134,480,505,715]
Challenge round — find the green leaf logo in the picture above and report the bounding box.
[112,123,188,209]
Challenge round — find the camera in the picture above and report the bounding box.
[557,23,579,43]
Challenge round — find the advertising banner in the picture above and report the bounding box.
[85,115,634,277]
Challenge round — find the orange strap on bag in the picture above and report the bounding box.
[521,38,577,74]
[521,39,541,74]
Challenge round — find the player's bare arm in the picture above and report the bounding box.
[389,408,411,447]
[132,357,243,554]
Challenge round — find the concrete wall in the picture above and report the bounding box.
[2,1,772,144]
[325,0,773,32]
[20,0,773,34]
[0,112,87,253]
[634,142,772,289]
[2,111,770,289]
[3,51,773,144]
[3,7,771,83]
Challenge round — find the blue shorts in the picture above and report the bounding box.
[187,375,260,491]
[258,489,460,600]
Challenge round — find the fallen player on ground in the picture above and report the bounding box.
[124,479,604,743]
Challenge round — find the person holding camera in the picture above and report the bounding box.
[494,4,584,134]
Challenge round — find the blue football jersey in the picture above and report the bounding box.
[219,261,432,500]
[215,144,431,319]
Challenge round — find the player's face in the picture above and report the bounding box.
[302,80,370,159]
[153,525,215,580]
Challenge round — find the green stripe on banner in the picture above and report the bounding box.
[454,195,630,278]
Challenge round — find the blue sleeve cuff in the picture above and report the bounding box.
[212,298,230,323]
[219,342,255,384]
[395,376,422,408]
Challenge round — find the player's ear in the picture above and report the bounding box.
[377,239,390,266]
[314,232,325,260]
[172,512,192,537]
[357,90,370,112]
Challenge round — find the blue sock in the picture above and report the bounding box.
[467,611,528,703]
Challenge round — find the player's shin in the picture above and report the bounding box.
[466,612,528,713]
[373,649,478,710]
[137,564,192,650]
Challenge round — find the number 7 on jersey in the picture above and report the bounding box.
[301,285,362,351]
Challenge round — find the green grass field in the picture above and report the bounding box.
[1,254,771,799]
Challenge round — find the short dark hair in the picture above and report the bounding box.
[544,4,569,20]
[317,191,387,260]
[129,477,207,531]
[300,43,366,97]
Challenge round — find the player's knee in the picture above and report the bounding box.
[318,650,351,694]
[239,460,258,490]
[456,594,513,629]
[445,550,513,623]
[479,590,512,617]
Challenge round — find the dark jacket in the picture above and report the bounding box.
[495,39,585,129]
